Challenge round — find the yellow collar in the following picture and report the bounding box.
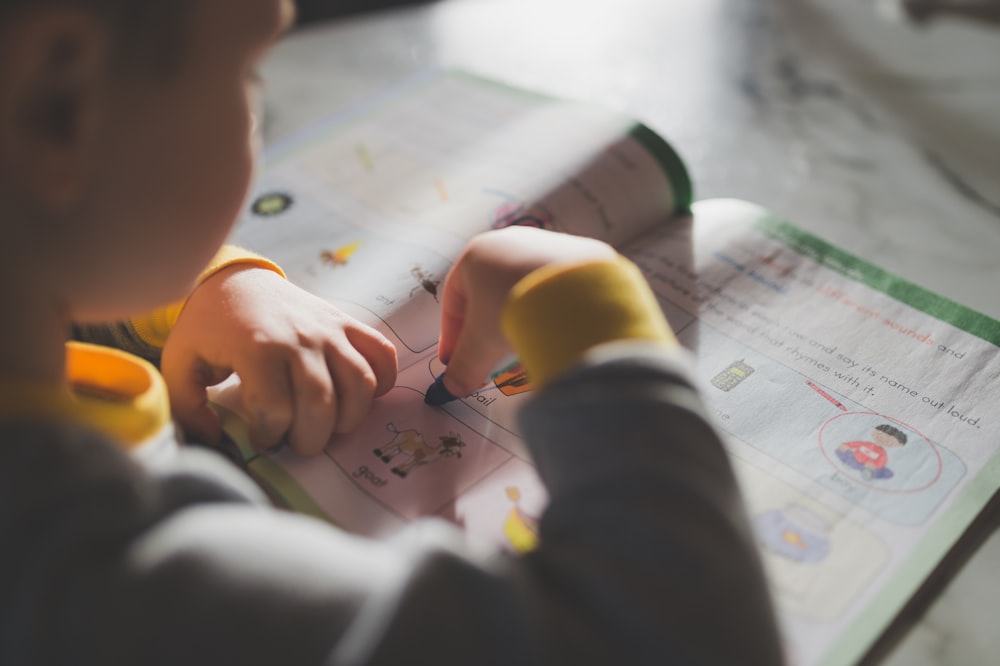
[0,341,171,449]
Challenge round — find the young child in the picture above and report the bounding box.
[0,1,784,664]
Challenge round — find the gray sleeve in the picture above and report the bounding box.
[513,342,783,664]
[0,343,783,666]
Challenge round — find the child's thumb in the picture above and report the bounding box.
[161,353,227,445]
[438,330,509,400]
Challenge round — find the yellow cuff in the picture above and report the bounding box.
[130,245,285,348]
[501,255,677,389]
[65,341,172,448]
[0,342,172,449]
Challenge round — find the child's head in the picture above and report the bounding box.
[0,0,294,321]
[873,424,907,448]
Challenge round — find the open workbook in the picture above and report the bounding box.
[212,70,1000,666]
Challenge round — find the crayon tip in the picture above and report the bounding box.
[424,372,460,406]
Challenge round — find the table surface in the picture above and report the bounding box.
[259,1,1000,663]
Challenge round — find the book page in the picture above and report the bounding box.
[619,198,1000,666]
[215,72,1000,666]
[229,70,688,370]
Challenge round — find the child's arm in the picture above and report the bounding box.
[74,245,397,454]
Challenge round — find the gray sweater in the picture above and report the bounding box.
[0,345,783,665]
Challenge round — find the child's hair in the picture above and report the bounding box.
[0,1,194,77]
[875,423,907,446]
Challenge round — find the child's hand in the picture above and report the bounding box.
[437,226,617,398]
[161,266,397,454]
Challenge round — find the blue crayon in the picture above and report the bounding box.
[424,372,459,406]
[424,356,520,407]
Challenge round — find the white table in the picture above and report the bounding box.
[261,1,1000,662]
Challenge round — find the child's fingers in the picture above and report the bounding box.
[439,323,510,399]
[283,350,337,456]
[436,264,468,365]
[326,344,380,436]
[160,348,228,444]
[344,324,398,397]
[238,355,296,452]
[285,326,396,454]
[435,246,513,397]
[281,322,396,453]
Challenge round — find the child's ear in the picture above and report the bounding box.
[0,8,109,212]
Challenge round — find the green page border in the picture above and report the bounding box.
[755,216,1000,345]
[628,123,693,214]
